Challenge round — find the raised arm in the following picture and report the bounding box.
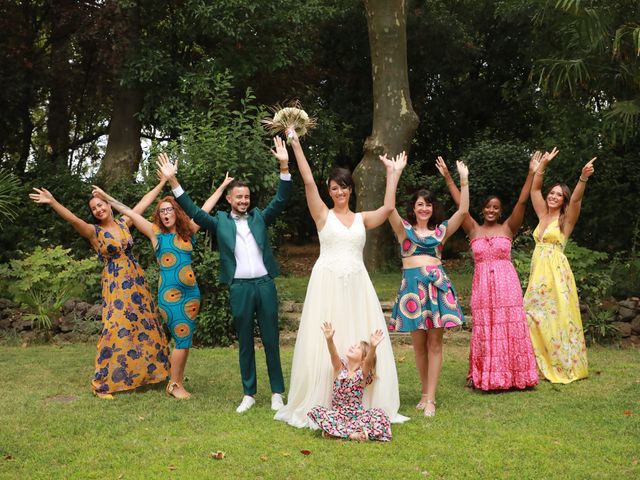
[124,168,167,227]
[92,186,157,247]
[321,322,342,377]
[443,161,469,241]
[285,129,329,229]
[531,147,559,219]
[29,188,96,242]
[361,151,407,230]
[156,153,219,232]
[436,156,476,235]
[563,157,596,238]
[388,208,407,242]
[505,151,541,235]
[362,329,384,380]
[190,172,235,233]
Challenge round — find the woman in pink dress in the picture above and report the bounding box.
[436,154,539,391]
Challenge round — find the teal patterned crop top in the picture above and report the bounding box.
[399,219,448,259]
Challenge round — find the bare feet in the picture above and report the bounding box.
[349,430,369,442]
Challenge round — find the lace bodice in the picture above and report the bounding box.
[315,210,366,276]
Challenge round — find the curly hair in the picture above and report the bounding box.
[153,196,194,242]
[406,189,445,229]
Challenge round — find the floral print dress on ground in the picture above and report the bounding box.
[91,218,170,395]
[467,236,538,390]
[307,359,392,442]
[523,219,588,384]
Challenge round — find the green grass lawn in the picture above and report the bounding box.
[1,343,638,479]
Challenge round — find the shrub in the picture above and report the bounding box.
[191,241,234,347]
[0,246,101,330]
[609,252,640,299]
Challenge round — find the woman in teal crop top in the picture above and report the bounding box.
[388,160,469,417]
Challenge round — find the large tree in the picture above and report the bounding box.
[354,0,419,271]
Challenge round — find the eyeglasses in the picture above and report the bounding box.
[158,207,175,214]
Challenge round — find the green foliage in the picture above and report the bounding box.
[459,136,532,218]
[609,252,640,299]
[0,168,20,225]
[0,246,101,330]
[0,246,101,305]
[191,243,234,347]
[582,305,620,346]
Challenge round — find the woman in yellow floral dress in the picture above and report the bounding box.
[30,179,171,398]
[523,147,595,383]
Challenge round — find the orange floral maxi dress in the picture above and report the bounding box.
[523,219,588,384]
[91,218,170,395]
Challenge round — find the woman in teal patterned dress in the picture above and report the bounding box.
[93,164,233,398]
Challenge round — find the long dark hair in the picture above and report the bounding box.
[406,189,444,229]
[545,183,571,233]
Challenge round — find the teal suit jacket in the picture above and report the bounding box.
[176,179,292,285]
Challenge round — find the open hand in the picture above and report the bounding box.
[456,160,469,181]
[29,187,55,205]
[370,329,384,348]
[379,151,407,173]
[321,321,335,340]
[581,157,596,178]
[435,156,450,178]
[271,136,289,163]
[156,153,178,180]
[91,185,114,203]
[529,151,543,173]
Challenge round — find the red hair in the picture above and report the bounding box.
[153,196,194,242]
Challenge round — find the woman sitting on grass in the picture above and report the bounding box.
[307,322,392,442]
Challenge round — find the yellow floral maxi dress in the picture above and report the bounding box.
[523,219,588,383]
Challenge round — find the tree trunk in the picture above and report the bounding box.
[46,0,74,170]
[96,0,143,187]
[353,0,419,271]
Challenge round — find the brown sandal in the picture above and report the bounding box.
[166,382,191,400]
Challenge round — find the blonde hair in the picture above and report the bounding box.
[359,340,377,379]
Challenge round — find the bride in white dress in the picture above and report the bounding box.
[274,130,410,427]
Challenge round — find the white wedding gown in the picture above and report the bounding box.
[275,210,409,427]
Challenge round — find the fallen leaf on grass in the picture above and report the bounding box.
[21,343,27,349]
[138,416,145,421]
[397,355,406,363]
[209,451,225,460]
[168,464,177,471]
[259,455,268,461]
[4,455,14,461]
[421,471,429,477]
[281,452,291,457]
[623,410,633,417]
[632,459,638,466]
[300,450,312,456]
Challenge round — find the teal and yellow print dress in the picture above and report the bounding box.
[92,218,170,395]
[154,227,201,348]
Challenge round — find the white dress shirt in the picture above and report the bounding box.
[172,173,291,280]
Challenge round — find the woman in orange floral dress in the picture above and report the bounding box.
[30,179,170,398]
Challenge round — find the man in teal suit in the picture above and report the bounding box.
[159,140,291,413]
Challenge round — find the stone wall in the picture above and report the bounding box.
[611,297,640,348]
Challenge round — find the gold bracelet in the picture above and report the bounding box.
[446,180,454,186]
[460,181,469,187]
[579,176,588,183]
[534,170,545,176]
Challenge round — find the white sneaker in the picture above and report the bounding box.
[271,393,284,411]
[236,395,255,413]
